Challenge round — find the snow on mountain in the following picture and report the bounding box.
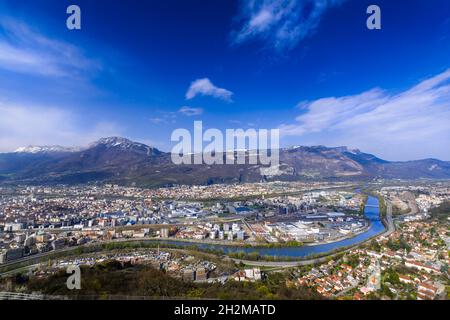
[89,137,161,156]
[14,145,81,154]
[90,137,141,148]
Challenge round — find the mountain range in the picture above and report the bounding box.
[0,137,449,186]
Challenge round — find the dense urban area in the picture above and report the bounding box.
[0,180,448,300]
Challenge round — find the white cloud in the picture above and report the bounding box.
[280,69,450,160]
[0,102,122,152]
[232,0,345,52]
[0,17,101,77]
[149,117,165,124]
[149,111,179,124]
[186,78,233,101]
[178,106,204,116]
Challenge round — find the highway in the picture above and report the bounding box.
[0,245,81,274]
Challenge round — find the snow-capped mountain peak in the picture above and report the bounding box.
[89,137,161,156]
[91,137,138,148]
[14,145,81,154]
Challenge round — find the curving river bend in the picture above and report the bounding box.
[157,196,385,258]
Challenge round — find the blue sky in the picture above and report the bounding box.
[0,0,449,160]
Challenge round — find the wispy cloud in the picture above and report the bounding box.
[186,78,233,102]
[148,110,179,125]
[0,17,101,78]
[231,0,345,52]
[0,102,122,152]
[178,106,204,116]
[150,106,204,123]
[280,70,450,160]
[148,117,166,124]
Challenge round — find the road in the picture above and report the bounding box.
[0,264,41,278]
[228,255,335,268]
[0,245,80,272]
[384,199,395,236]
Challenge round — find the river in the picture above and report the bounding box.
[156,195,385,258]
